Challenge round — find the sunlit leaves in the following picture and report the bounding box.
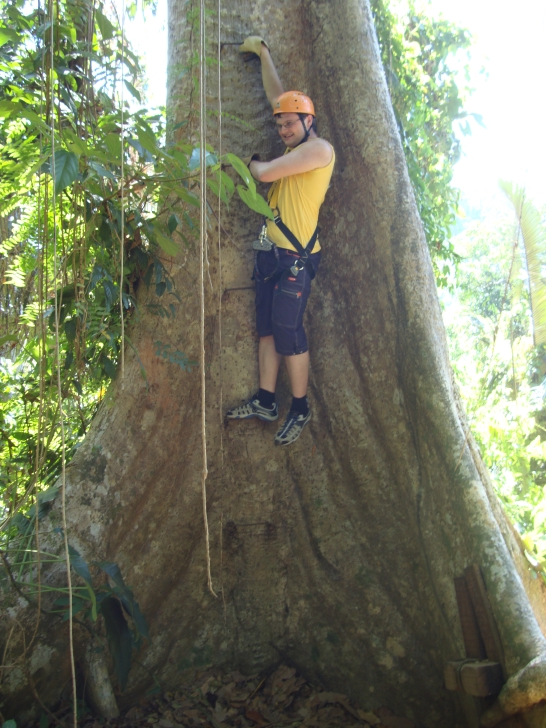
[224,153,252,186]
[371,0,472,284]
[0,0,270,567]
[189,146,218,171]
[124,79,141,103]
[225,153,274,219]
[236,185,274,219]
[444,208,546,582]
[499,181,546,346]
[95,7,116,40]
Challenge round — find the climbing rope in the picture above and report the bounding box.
[217,0,224,450]
[217,0,228,616]
[199,0,217,598]
[119,0,126,385]
[49,1,77,723]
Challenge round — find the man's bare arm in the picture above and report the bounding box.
[249,139,333,183]
[260,47,283,106]
[239,37,283,107]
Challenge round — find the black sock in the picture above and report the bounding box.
[258,388,276,408]
[291,395,309,416]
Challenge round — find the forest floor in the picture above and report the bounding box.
[50,665,417,728]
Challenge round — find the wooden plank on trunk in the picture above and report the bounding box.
[454,576,486,659]
[444,660,504,697]
[464,564,505,672]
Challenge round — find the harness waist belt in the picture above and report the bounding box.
[273,214,319,280]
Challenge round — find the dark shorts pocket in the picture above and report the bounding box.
[272,274,307,331]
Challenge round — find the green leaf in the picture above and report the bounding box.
[225,153,254,188]
[3,719,17,728]
[189,147,218,171]
[218,169,235,195]
[236,185,274,219]
[0,334,18,346]
[170,186,200,208]
[63,131,88,156]
[137,127,159,156]
[124,80,141,103]
[0,28,20,47]
[127,138,153,163]
[55,595,88,620]
[68,544,93,585]
[102,279,117,312]
[10,431,32,441]
[155,230,179,257]
[52,150,79,195]
[25,486,60,521]
[0,99,21,117]
[207,177,228,206]
[88,160,116,182]
[95,7,116,40]
[96,561,149,639]
[19,109,50,133]
[104,134,122,161]
[64,318,77,342]
[5,512,32,535]
[167,214,179,234]
[102,355,117,379]
[100,596,132,691]
[96,560,126,590]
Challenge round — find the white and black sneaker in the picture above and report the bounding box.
[274,409,311,446]
[226,395,278,422]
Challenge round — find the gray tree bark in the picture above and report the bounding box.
[2,0,546,727]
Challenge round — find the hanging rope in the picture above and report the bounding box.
[199,0,217,598]
[119,0,126,385]
[217,0,224,458]
[49,2,77,723]
[216,0,228,617]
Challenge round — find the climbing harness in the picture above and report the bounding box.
[252,213,319,285]
[273,213,319,279]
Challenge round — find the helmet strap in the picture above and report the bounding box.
[295,113,311,146]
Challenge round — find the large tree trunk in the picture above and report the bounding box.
[3,1,546,726]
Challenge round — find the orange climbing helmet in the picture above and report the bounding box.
[273,91,315,117]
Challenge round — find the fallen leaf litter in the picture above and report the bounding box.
[77,664,417,728]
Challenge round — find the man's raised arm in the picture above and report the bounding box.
[239,36,283,107]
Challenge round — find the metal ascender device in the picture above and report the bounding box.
[252,224,274,252]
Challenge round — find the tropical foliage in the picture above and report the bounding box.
[371,0,478,286]
[0,0,266,691]
[444,195,546,580]
[500,181,546,346]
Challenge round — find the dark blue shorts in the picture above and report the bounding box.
[254,247,321,356]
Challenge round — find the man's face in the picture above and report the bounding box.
[275,112,312,148]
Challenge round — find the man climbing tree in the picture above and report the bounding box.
[226,36,335,446]
[5,1,546,726]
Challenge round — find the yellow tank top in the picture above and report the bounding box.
[266,142,335,254]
